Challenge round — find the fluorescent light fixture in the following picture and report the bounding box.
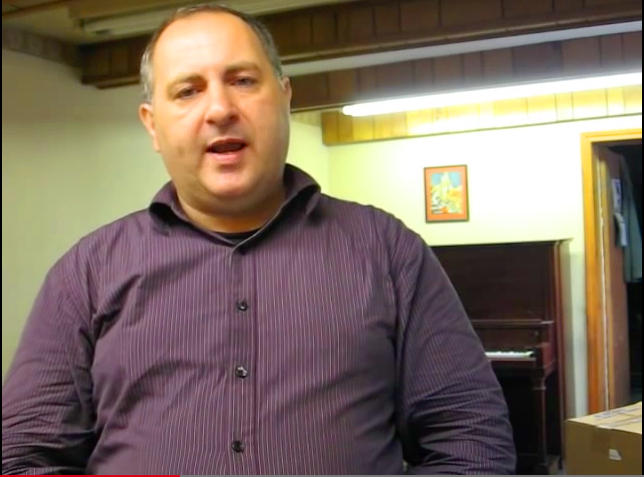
[341,71,642,117]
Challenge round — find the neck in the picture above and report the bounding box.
[178,187,285,234]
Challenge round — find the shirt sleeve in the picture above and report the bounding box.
[2,247,96,475]
[385,219,516,474]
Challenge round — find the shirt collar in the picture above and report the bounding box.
[149,164,321,231]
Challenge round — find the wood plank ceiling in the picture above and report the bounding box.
[2,0,642,110]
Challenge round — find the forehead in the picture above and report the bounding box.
[152,12,269,73]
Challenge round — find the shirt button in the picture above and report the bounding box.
[235,365,248,379]
[231,440,245,453]
[236,300,248,311]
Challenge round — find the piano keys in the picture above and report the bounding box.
[433,240,568,474]
[486,350,535,359]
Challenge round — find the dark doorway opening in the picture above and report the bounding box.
[608,143,642,404]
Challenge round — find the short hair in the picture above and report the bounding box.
[140,4,283,103]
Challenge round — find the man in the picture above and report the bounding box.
[2,4,516,474]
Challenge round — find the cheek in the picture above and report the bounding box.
[156,116,201,153]
[251,100,289,141]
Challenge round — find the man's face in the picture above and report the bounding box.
[139,12,292,217]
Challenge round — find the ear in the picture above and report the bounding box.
[280,76,292,106]
[138,102,160,152]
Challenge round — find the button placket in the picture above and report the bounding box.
[228,248,256,471]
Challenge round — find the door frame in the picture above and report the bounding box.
[581,128,641,413]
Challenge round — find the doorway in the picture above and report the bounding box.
[581,129,642,413]
[609,144,642,405]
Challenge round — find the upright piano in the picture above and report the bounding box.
[432,240,568,474]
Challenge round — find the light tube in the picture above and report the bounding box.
[342,71,642,117]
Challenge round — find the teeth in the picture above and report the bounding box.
[209,142,244,153]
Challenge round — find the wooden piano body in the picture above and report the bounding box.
[433,240,567,474]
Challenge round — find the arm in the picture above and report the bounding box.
[2,250,96,475]
[387,224,516,474]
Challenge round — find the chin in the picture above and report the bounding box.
[202,175,251,195]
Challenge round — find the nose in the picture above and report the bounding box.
[204,84,238,127]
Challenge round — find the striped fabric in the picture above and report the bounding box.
[2,165,515,475]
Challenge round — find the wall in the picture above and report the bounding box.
[327,114,642,416]
[4,46,642,418]
[1,49,329,379]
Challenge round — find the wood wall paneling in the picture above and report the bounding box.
[328,69,358,104]
[344,6,374,42]
[375,61,415,96]
[441,0,503,27]
[291,73,329,107]
[337,111,354,142]
[482,49,514,80]
[512,42,562,77]
[571,90,608,119]
[413,58,434,90]
[320,85,641,145]
[561,37,602,72]
[462,52,484,84]
[374,3,400,36]
[292,14,313,49]
[85,29,641,107]
[352,116,375,141]
[585,0,634,6]
[554,0,584,12]
[78,0,642,93]
[110,44,129,76]
[311,12,336,46]
[503,0,553,18]
[606,87,626,115]
[554,92,574,120]
[622,31,643,67]
[432,55,464,88]
[527,94,558,123]
[599,34,624,67]
[623,85,643,113]
[321,111,339,143]
[84,46,110,78]
[400,0,440,32]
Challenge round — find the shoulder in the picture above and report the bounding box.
[315,194,426,266]
[77,209,152,256]
[51,209,152,279]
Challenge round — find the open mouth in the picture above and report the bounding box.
[207,138,247,154]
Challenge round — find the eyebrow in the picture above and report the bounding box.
[165,74,203,97]
[224,61,262,76]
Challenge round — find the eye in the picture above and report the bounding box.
[233,76,257,87]
[175,86,199,99]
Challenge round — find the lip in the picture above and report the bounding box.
[205,137,248,165]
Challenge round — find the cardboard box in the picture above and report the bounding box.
[565,401,642,475]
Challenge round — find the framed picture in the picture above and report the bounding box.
[424,165,469,222]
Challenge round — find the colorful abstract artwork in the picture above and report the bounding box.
[424,165,469,222]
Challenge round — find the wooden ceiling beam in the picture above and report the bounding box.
[2,0,71,19]
[289,31,642,110]
[78,0,642,108]
[66,0,191,20]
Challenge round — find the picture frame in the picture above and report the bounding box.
[424,165,469,222]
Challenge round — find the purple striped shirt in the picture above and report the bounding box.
[2,165,515,474]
